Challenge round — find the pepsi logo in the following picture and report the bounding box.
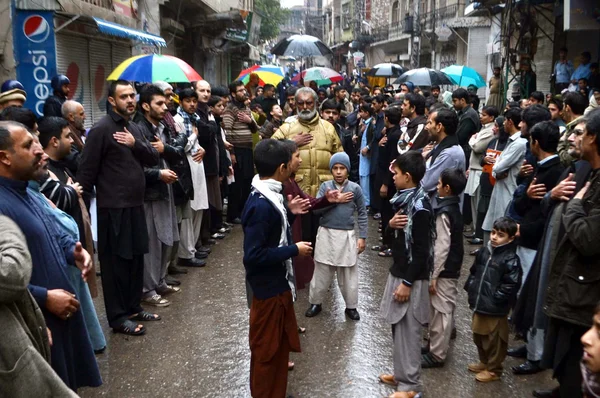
[23,15,50,43]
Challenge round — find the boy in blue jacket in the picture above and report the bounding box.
[242,139,313,398]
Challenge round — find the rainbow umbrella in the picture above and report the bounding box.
[107,54,202,83]
[237,65,285,86]
[292,67,343,86]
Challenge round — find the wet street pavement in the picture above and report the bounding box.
[80,218,556,398]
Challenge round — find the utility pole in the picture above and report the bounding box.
[411,0,420,68]
[431,0,436,69]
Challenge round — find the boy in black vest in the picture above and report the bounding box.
[422,168,466,368]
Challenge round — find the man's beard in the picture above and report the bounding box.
[298,108,317,121]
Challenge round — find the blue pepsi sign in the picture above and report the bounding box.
[13,10,57,117]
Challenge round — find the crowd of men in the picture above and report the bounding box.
[0,66,599,398]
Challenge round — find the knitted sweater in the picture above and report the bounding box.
[314,179,368,239]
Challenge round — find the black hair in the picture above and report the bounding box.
[506,101,520,110]
[286,86,298,97]
[179,88,198,102]
[495,116,509,143]
[254,139,291,177]
[384,107,402,125]
[351,87,362,94]
[492,216,518,237]
[394,151,426,185]
[362,96,373,104]
[372,94,385,105]
[563,92,589,116]
[228,80,245,94]
[281,139,298,154]
[359,103,374,116]
[0,106,37,131]
[211,86,229,98]
[430,102,449,112]
[431,85,440,91]
[404,93,426,116]
[530,120,560,154]
[529,91,545,103]
[263,84,275,92]
[504,107,522,128]
[208,95,222,107]
[522,104,551,129]
[432,108,458,136]
[451,88,470,102]
[317,88,327,95]
[440,167,467,196]
[321,99,341,112]
[481,105,499,119]
[37,116,69,148]
[138,85,165,109]
[585,108,600,156]
[360,87,370,96]
[425,97,436,110]
[548,97,563,111]
[108,79,133,98]
[0,124,14,151]
[334,85,346,95]
[384,96,394,105]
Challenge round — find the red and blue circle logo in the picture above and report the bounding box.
[23,15,50,43]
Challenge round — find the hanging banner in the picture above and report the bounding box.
[13,10,57,117]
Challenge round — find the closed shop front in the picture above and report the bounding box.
[56,32,131,127]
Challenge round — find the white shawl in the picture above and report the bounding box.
[250,175,296,300]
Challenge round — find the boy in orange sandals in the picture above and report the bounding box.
[464,217,522,382]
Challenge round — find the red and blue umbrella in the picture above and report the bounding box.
[107,54,202,83]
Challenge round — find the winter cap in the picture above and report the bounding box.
[0,89,26,105]
[329,152,350,172]
[154,80,173,92]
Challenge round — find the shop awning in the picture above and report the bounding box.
[92,18,166,47]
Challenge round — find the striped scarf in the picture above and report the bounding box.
[177,107,198,137]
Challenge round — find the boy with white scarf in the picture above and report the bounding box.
[242,139,313,398]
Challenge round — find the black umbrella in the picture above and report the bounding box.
[366,63,405,77]
[270,34,333,58]
[393,67,453,86]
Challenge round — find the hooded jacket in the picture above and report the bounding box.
[272,113,343,196]
[465,241,522,317]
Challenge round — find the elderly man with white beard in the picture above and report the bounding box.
[272,87,343,197]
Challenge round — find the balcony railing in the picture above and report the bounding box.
[420,4,459,31]
[368,3,458,43]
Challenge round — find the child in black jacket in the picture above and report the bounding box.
[464,216,522,383]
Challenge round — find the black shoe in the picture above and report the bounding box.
[168,265,188,275]
[421,344,430,355]
[450,327,457,340]
[373,213,381,220]
[532,388,559,398]
[345,308,360,321]
[165,276,181,286]
[463,232,476,239]
[197,246,212,254]
[178,257,207,268]
[512,360,543,375]
[94,346,106,354]
[230,217,242,224]
[421,352,445,368]
[195,251,208,259]
[468,238,484,245]
[507,344,527,358]
[305,304,322,317]
[205,239,217,245]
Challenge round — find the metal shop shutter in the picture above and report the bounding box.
[467,26,491,102]
[55,33,93,128]
[111,43,131,71]
[89,40,112,124]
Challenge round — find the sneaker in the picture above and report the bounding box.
[468,362,487,373]
[142,294,170,307]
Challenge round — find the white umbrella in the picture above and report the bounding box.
[366,63,405,77]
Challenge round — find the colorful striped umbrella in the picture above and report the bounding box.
[292,67,343,86]
[107,54,202,83]
[236,65,285,86]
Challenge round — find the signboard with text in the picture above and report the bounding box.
[13,10,58,117]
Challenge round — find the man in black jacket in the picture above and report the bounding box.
[375,107,402,255]
[77,80,159,336]
[252,83,278,116]
[542,109,600,398]
[509,121,564,376]
[137,85,186,308]
[43,75,70,117]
